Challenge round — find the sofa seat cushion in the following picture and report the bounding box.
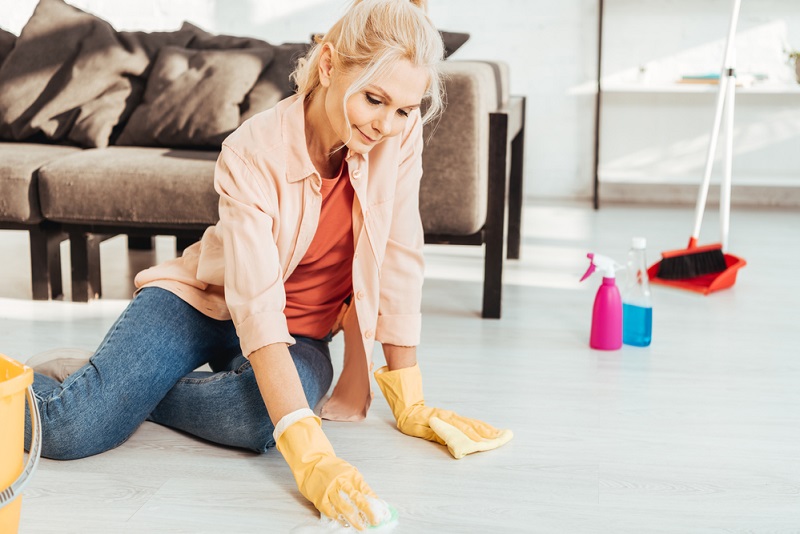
[38,147,219,227]
[0,142,81,223]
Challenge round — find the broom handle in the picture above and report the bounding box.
[691,0,741,249]
[720,56,736,253]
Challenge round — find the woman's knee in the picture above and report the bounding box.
[30,389,138,460]
[36,409,126,460]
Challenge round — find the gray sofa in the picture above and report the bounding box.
[0,0,525,318]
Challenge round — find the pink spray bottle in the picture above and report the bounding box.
[580,253,623,350]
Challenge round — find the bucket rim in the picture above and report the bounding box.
[0,354,34,398]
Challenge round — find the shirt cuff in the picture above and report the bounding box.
[237,310,296,357]
[375,313,421,347]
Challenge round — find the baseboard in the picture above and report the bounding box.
[598,182,800,207]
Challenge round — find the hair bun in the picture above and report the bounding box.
[409,0,428,12]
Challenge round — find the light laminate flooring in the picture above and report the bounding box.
[1,201,799,533]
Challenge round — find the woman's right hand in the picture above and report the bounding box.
[275,413,387,530]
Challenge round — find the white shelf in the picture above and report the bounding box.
[601,82,800,95]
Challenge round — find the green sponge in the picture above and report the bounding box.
[368,504,398,530]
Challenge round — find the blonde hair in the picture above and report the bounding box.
[292,0,445,125]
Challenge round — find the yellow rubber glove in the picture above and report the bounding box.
[275,413,383,530]
[374,364,513,459]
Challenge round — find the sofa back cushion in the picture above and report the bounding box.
[116,46,274,148]
[439,31,470,59]
[182,23,310,123]
[240,42,311,122]
[0,0,195,148]
[0,27,14,69]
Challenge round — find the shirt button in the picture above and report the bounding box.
[352,169,361,179]
[354,252,359,260]
[356,290,365,300]
[364,330,373,339]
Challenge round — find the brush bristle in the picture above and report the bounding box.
[657,248,727,280]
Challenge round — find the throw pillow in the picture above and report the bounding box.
[0,0,195,147]
[181,22,310,123]
[116,46,274,148]
[440,31,470,59]
[182,21,272,50]
[241,42,311,121]
[0,27,14,68]
[309,30,469,59]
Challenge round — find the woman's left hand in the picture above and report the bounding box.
[374,364,513,459]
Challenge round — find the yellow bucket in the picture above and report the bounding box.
[0,354,42,534]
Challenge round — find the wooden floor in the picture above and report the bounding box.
[1,201,799,533]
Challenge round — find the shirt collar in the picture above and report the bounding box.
[282,93,366,183]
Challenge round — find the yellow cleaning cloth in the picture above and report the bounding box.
[374,364,513,459]
[429,416,514,459]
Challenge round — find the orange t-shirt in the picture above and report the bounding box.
[283,162,354,339]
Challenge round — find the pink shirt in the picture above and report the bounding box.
[134,94,425,421]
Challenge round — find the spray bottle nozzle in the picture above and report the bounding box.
[580,252,623,282]
[580,254,596,282]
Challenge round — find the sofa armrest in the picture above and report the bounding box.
[420,60,508,236]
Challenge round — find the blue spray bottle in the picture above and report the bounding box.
[622,237,653,346]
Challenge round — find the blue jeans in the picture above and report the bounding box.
[25,287,334,459]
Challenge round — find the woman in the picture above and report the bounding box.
[25,0,512,529]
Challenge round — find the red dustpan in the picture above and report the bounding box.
[650,0,747,296]
[648,253,746,295]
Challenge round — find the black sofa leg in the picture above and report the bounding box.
[176,236,196,253]
[483,111,510,319]
[506,98,526,261]
[482,234,503,319]
[128,235,155,250]
[69,232,105,302]
[29,223,65,300]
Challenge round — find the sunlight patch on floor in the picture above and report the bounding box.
[0,297,129,321]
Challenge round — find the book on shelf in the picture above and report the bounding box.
[677,72,768,87]
[678,73,721,84]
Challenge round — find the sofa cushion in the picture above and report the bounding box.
[420,61,499,236]
[182,23,310,123]
[0,142,82,223]
[309,29,468,60]
[0,27,14,68]
[440,31,470,59]
[241,42,311,122]
[182,21,271,51]
[0,0,195,148]
[38,147,219,226]
[116,46,274,148]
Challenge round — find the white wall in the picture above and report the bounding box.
[598,0,800,204]
[3,1,798,202]
[0,0,600,202]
